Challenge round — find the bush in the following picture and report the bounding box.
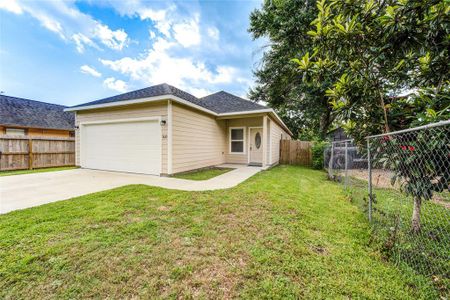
[311,141,328,170]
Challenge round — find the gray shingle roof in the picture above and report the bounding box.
[0,95,75,130]
[200,91,267,113]
[70,83,267,114]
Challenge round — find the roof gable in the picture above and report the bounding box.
[0,95,75,130]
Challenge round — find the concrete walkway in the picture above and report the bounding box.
[0,165,261,214]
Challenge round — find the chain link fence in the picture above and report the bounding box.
[324,120,450,297]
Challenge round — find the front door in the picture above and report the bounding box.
[249,128,263,165]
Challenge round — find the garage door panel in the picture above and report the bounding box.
[81,120,161,175]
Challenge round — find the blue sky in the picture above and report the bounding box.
[0,0,264,106]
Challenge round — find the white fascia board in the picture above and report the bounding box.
[64,95,218,116]
[217,109,273,116]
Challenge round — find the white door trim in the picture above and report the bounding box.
[79,117,162,175]
[248,126,263,164]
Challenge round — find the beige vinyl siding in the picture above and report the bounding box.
[225,117,263,164]
[171,103,226,174]
[270,116,291,166]
[75,101,168,173]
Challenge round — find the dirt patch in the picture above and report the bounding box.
[309,244,329,256]
[347,169,399,189]
[347,169,449,209]
[157,206,171,211]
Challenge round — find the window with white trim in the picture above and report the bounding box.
[229,127,245,154]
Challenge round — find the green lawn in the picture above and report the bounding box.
[0,166,438,299]
[172,167,233,180]
[0,166,77,177]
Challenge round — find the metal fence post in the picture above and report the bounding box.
[344,141,348,188]
[367,139,372,222]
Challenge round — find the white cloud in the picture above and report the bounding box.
[31,9,66,39]
[100,37,249,93]
[0,1,128,53]
[93,24,128,51]
[103,77,127,92]
[188,87,213,98]
[80,65,102,77]
[139,6,175,37]
[105,1,203,48]
[207,27,219,40]
[73,33,99,53]
[172,16,201,47]
[0,0,22,14]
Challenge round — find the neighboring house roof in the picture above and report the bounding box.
[0,95,75,130]
[70,83,266,114]
[327,127,351,142]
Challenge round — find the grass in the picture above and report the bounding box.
[172,167,233,180]
[0,166,77,177]
[0,166,439,299]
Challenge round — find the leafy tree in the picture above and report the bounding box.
[294,0,450,232]
[248,0,336,139]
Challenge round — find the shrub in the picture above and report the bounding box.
[311,141,328,170]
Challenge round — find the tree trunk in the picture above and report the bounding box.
[379,92,390,133]
[319,100,334,138]
[411,196,422,233]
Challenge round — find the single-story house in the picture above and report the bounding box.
[66,83,292,176]
[0,95,75,137]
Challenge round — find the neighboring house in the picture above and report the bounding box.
[0,95,75,137]
[66,83,292,176]
[327,127,350,142]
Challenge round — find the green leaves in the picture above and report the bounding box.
[379,5,399,26]
[326,73,351,109]
[419,52,431,72]
[292,53,312,70]
[332,14,361,35]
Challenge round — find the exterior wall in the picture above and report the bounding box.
[75,101,168,173]
[171,103,226,174]
[269,116,292,166]
[225,117,263,164]
[0,126,72,137]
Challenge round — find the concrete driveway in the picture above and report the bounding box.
[0,165,261,214]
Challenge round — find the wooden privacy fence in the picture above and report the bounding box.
[280,140,312,166]
[0,136,75,171]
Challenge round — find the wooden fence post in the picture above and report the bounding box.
[28,138,33,170]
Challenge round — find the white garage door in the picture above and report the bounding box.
[80,119,161,175]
